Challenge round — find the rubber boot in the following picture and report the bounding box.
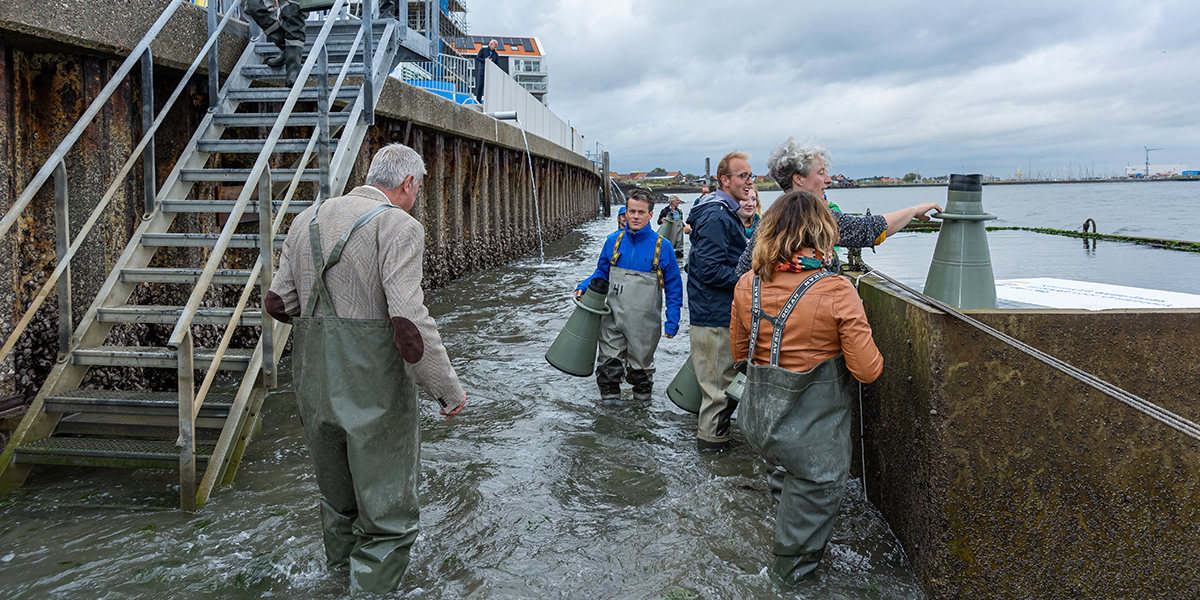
[596,357,624,403]
[266,50,286,69]
[348,529,416,595]
[284,45,302,87]
[627,368,653,403]
[713,397,739,438]
[772,549,823,585]
[320,498,357,569]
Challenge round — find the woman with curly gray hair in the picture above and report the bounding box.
[735,138,942,276]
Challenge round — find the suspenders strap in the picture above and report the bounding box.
[609,229,665,290]
[303,203,398,318]
[748,270,836,367]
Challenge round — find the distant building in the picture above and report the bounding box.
[446,35,549,105]
[406,0,468,40]
[1125,164,1189,177]
[642,171,682,183]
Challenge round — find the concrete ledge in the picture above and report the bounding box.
[374,79,598,174]
[0,0,596,171]
[855,273,1200,599]
[1,0,248,75]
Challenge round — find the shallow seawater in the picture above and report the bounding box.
[0,215,925,599]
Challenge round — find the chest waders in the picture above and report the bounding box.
[596,230,665,402]
[292,204,421,595]
[739,270,856,585]
[661,209,685,258]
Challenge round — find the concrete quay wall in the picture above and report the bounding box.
[0,0,602,401]
[855,273,1200,599]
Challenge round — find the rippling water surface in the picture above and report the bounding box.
[7,181,1195,598]
[1,215,924,599]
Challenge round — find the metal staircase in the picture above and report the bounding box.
[0,0,434,511]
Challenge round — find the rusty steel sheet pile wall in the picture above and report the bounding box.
[0,35,234,402]
[367,78,601,289]
[0,4,601,407]
[854,275,1200,599]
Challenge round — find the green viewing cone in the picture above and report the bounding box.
[667,355,702,414]
[923,174,998,309]
[725,371,746,403]
[546,279,611,377]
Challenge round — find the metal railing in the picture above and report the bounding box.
[407,52,473,94]
[174,0,397,509]
[0,0,242,372]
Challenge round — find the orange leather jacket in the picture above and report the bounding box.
[730,268,883,384]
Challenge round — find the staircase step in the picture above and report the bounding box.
[97,305,263,326]
[196,138,339,154]
[307,20,393,35]
[180,168,322,183]
[139,233,286,249]
[46,389,235,418]
[120,268,253,285]
[226,87,362,103]
[56,413,226,440]
[13,437,214,469]
[255,38,381,54]
[71,347,255,370]
[212,111,352,127]
[162,199,314,214]
[242,65,368,79]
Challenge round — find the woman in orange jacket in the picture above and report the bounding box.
[729,189,883,585]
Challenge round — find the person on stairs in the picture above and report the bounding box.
[245,0,307,86]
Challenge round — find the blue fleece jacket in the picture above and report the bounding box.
[577,224,683,336]
[685,191,747,327]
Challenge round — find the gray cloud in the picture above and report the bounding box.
[466,0,1200,178]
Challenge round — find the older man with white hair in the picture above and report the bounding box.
[474,38,501,102]
[266,142,466,595]
[735,138,942,276]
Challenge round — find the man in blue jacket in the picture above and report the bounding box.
[576,189,684,402]
[686,151,754,451]
[474,39,500,102]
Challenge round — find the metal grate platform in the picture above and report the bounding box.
[14,437,215,469]
[46,389,235,418]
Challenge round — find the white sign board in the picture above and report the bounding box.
[995,278,1200,310]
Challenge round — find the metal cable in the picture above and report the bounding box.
[858,264,1200,442]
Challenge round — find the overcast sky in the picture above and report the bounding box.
[464,0,1198,180]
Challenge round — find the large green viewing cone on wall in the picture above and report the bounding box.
[923,174,998,309]
[667,355,702,414]
[546,279,612,377]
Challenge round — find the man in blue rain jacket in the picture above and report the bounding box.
[686,151,753,451]
[576,189,684,403]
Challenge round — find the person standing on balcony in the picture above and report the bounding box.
[475,39,500,102]
[266,143,467,595]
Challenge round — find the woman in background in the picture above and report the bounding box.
[738,187,762,238]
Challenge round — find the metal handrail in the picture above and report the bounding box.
[328,17,396,194]
[167,0,359,350]
[0,0,186,240]
[0,0,242,371]
[189,36,367,420]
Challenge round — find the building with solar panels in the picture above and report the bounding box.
[446,35,549,105]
